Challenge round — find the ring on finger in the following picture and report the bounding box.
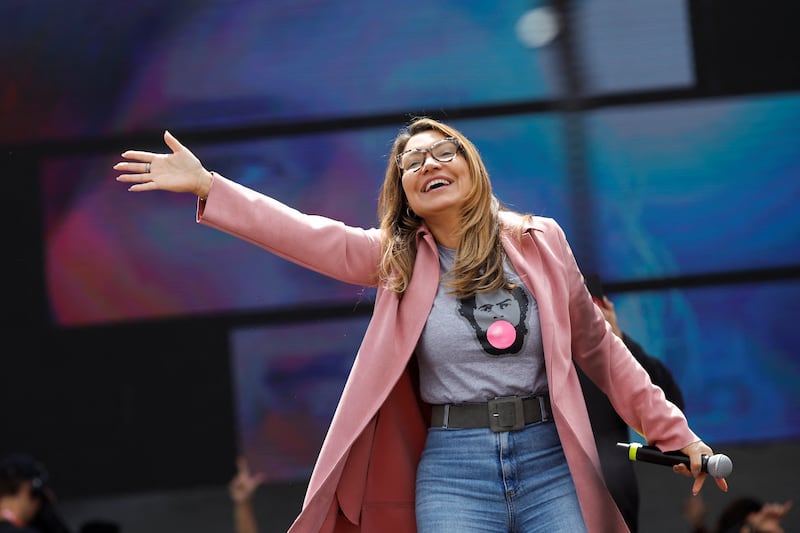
[145,162,151,173]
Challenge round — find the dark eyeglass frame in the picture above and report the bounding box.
[395,137,461,173]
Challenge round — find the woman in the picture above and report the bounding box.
[114,117,727,532]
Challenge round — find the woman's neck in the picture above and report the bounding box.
[424,214,460,249]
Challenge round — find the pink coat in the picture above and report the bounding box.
[198,175,698,533]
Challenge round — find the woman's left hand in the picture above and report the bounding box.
[672,440,729,495]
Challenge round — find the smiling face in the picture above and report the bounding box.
[400,130,471,229]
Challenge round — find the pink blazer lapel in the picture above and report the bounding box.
[500,229,561,391]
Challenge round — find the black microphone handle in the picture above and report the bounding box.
[632,445,707,471]
[617,442,733,478]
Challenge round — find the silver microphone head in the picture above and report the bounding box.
[706,454,733,478]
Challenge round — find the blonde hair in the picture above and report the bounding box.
[377,117,514,297]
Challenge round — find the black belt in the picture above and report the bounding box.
[430,395,551,433]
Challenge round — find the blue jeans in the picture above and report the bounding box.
[415,420,587,533]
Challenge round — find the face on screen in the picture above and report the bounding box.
[26,0,800,451]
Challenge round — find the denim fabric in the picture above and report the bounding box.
[415,420,587,533]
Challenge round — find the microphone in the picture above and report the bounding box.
[616,442,733,478]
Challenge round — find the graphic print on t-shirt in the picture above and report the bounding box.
[457,285,530,357]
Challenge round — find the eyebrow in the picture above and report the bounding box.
[403,138,449,151]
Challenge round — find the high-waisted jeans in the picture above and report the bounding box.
[415,420,587,533]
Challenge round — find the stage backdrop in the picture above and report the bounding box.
[3,0,797,484]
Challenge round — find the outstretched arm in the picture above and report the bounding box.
[114,130,214,198]
[115,130,384,286]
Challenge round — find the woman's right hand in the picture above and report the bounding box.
[114,130,214,198]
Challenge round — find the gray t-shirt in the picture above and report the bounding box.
[416,245,548,404]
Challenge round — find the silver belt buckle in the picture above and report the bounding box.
[488,396,525,432]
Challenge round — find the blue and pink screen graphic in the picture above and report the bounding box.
[6,1,797,481]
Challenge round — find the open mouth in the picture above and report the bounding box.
[424,179,450,192]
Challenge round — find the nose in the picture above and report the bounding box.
[420,152,441,171]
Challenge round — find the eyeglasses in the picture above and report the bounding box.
[396,137,461,173]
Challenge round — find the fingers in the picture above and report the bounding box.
[673,463,693,478]
[251,471,267,487]
[230,455,266,500]
[120,149,156,162]
[236,455,250,475]
[681,440,713,476]
[113,161,157,192]
[114,147,161,189]
[686,442,709,495]
[124,181,161,193]
[761,500,792,519]
[113,161,152,175]
[114,132,206,194]
[114,152,156,186]
[235,455,265,484]
[164,130,184,153]
[674,463,728,495]
[691,472,707,496]
[118,131,179,161]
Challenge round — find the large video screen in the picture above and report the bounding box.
[230,316,369,482]
[585,93,800,281]
[41,89,800,327]
[41,115,569,326]
[2,0,691,144]
[573,0,693,94]
[611,280,800,444]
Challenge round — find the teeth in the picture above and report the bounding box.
[425,179,449,192]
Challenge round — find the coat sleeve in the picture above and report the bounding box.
[196,172,384,287]
[622,334,687,412]
[546,219,699,452]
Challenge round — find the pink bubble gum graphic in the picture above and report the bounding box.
[487,320,516,349]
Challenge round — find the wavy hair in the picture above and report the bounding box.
[377,117,516,297]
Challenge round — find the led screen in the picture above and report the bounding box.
[41,115,568,326]
[574,0,693,94]
[587,93,800,281]
[1,0,691,143]
[41,91,800,327]
[230,316,369,482]
[1,0,556,143]
[611,281,800,444]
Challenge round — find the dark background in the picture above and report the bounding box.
[2,0,798,531]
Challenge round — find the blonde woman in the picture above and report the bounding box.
[115,117,728,533]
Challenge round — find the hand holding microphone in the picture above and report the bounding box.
[617,441,731,494]
[617,442,732,477]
